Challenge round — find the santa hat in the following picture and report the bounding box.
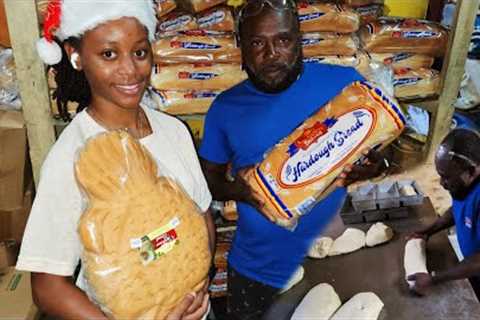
[37,0,158,65]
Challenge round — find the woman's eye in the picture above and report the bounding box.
[134,49,148,58]
[102,50,116,59]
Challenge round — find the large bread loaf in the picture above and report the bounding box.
[158,11,198,34]
[297,2,360,33]
[75,131,211,319]
[243,82,405,229]
[151,89,220,115]
[369,52,434,71]
[197,6,234,32]
[393,68,440,100]
[302,32,359,57]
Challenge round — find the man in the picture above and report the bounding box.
[408,128,480,297]
[199,0,388,318]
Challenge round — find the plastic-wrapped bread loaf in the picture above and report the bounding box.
[354,4,383,25]
[197,6,234,32]
[75,131,211,319]
[180,0,226,13]
[152,32,241,63]
[297,2,360,33]
[150,89,220,115]
[304,52,371,76]
[242,82,405,229]
[369,53,434,71]
[302,32,359,57]
[158,11,198,34]
[359,18,448,57]
[393,68,440,100]
[343,0,378,7]
[150,63,246,91]
[155,0,177,18]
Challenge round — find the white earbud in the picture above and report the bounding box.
[70,52,80,70]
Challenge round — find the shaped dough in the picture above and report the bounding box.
[308,237,334,259]
[330,292,384,320]
[280,266,304,294]
[366,222,394,247]
[291,283,341,320]
[404,238,428,288]
[328,228,366,256]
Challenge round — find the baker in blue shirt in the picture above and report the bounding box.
[408,128,480,297]
[199,0,390,318]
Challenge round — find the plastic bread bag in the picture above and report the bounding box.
[178,0,227,13]
[359,17,449,57]
[154,0,177,18]
[342,0,379,7]
[158,11,198,35]
[74,130,211,319]
[197,6,235,32]
[241,81,405,230]
[152,30,241,63]
[302,32,359,57]
[0,48,21,110]
[369,52,434,72]
[393,68,440,100]
[297,1,360,33]
[150,88,220,115]
[150,63,247,91]
[303,51,371,77]
[354,3,383,25]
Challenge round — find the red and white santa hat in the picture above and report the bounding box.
[37,0,158,65]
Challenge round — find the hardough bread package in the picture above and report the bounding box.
[393,68,440,100]
[158,12,198,34]
[354,4,383,25]
[75,131,211,319]
[297,2,360,33]
[153,31,241,63]
[359,18,448,57]
[243,82,405,229]
[155,0,177,18]
[197,6,235,32]
[302,32,359,57]
[150,89,220,115]
[369,52,434,71]
[304,52,371,76]
[150,63,247,90]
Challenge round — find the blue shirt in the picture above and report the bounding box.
[452,182,480,258]
[199,63,364,288]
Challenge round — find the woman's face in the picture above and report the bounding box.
[76,17,152,111]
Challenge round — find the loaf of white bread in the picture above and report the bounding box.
[302,32,359,57]
[151,89,220,115]
[304,52,371,76]
[369,53,434,71]
[242,82,405,229]
[197,6,235,32]
[297,2,360,33]
[158,12,199,34]
[156,0,177,18]
[179,0,227,13]
[393,68,440,100]
[75,131,211,319]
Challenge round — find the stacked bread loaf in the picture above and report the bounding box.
[152,0,246,115]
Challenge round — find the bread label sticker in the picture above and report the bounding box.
[138,217,181,264]
[393,77,421,87]
[184,91,218,99]
[160,15,193,32]
[298,12,326,23]
[198,10,226,28]
[302,38,324,46]
[280,109,375,187]
[178,72,218,80]
[170,41,221,50]
[394,31,438,39]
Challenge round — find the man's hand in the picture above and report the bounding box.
[405,228,430,241]
[407,272,433,296]
[166,282,209,320]
[336,148,389,187]
[236,166,266,213]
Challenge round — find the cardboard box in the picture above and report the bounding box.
[0,0,10,48]
[0,186,33,243]
[0,268,39,320]
[0,110,29,211]
[0,240,19,269]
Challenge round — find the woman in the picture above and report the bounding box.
[16,1,215,319]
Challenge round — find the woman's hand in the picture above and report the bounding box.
[166,282,209,320]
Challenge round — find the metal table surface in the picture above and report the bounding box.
[263,198,480,320]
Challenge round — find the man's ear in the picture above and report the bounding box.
[63,43,82,71]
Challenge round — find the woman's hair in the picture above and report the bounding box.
[51,37,91,121]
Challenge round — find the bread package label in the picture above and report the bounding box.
[158,12,198,33]
[153,31,241,63]
[244,82,405,229]
[360,18,448,57]
[393,68,440,100]
[298,2,360,33]
[354,4,383,25]
[302,32,358,56]
[369,52,434,71]
[151,63,246,90]
[75,131,211,319]
[197,6,234,32]
[155,0,177,17]
[151,89,220,115]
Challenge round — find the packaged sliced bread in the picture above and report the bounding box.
[343,0,380,7]
[302,32,359,57]
[354,3,383,25]
[242,81,405,229]
[393,68,440,100]
[297,2,360,33]
[75,131,211,319]
[179,0,226,13]
[151,89,220,115]
[369,52,434,71]
[151,63,246,91]
[197,6,234,32]
[158,11,198,34]
[359,18,448,57]
[303,52,371,76]
[155,0,177,17]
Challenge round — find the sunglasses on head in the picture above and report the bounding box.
[239,0,297,21]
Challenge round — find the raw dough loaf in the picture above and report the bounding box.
[158,12,198,34]
[400,185,417,196]
[150,89,220,115]
[156,0,177,18]
[153,33,241,63]
[150,63,246,91]
[359,18,448,57]
[404,238,428,288]
[329,228,366,256]
[243,81,405,228]
[75,131,211,319]
[302,32,359,57]
[369,52,434,71]
[393,68,440,100]
[280,266,304,294]
[330,292,384,320]
[197,6,234,32]
[308,237,334,259]
[298,2,360,33]
[366,222,394,247]
[291,283,341,320]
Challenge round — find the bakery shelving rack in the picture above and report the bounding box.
[3,0,479,185]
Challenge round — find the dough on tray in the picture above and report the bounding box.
[308,237,334,259]
[328,228,366,256]
[291,283,341,320]
[366,222,394,247]
[330,292,384,320]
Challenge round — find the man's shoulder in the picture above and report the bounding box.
[213,79,250,105]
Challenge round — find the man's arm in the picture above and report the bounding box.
[408,208,455,240]
[204,208,216,253]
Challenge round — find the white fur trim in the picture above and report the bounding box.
[56,0,157,41]
[36,37,63,65]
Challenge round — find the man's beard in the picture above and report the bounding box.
[245,52,303,94]
[450,178,480,200]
